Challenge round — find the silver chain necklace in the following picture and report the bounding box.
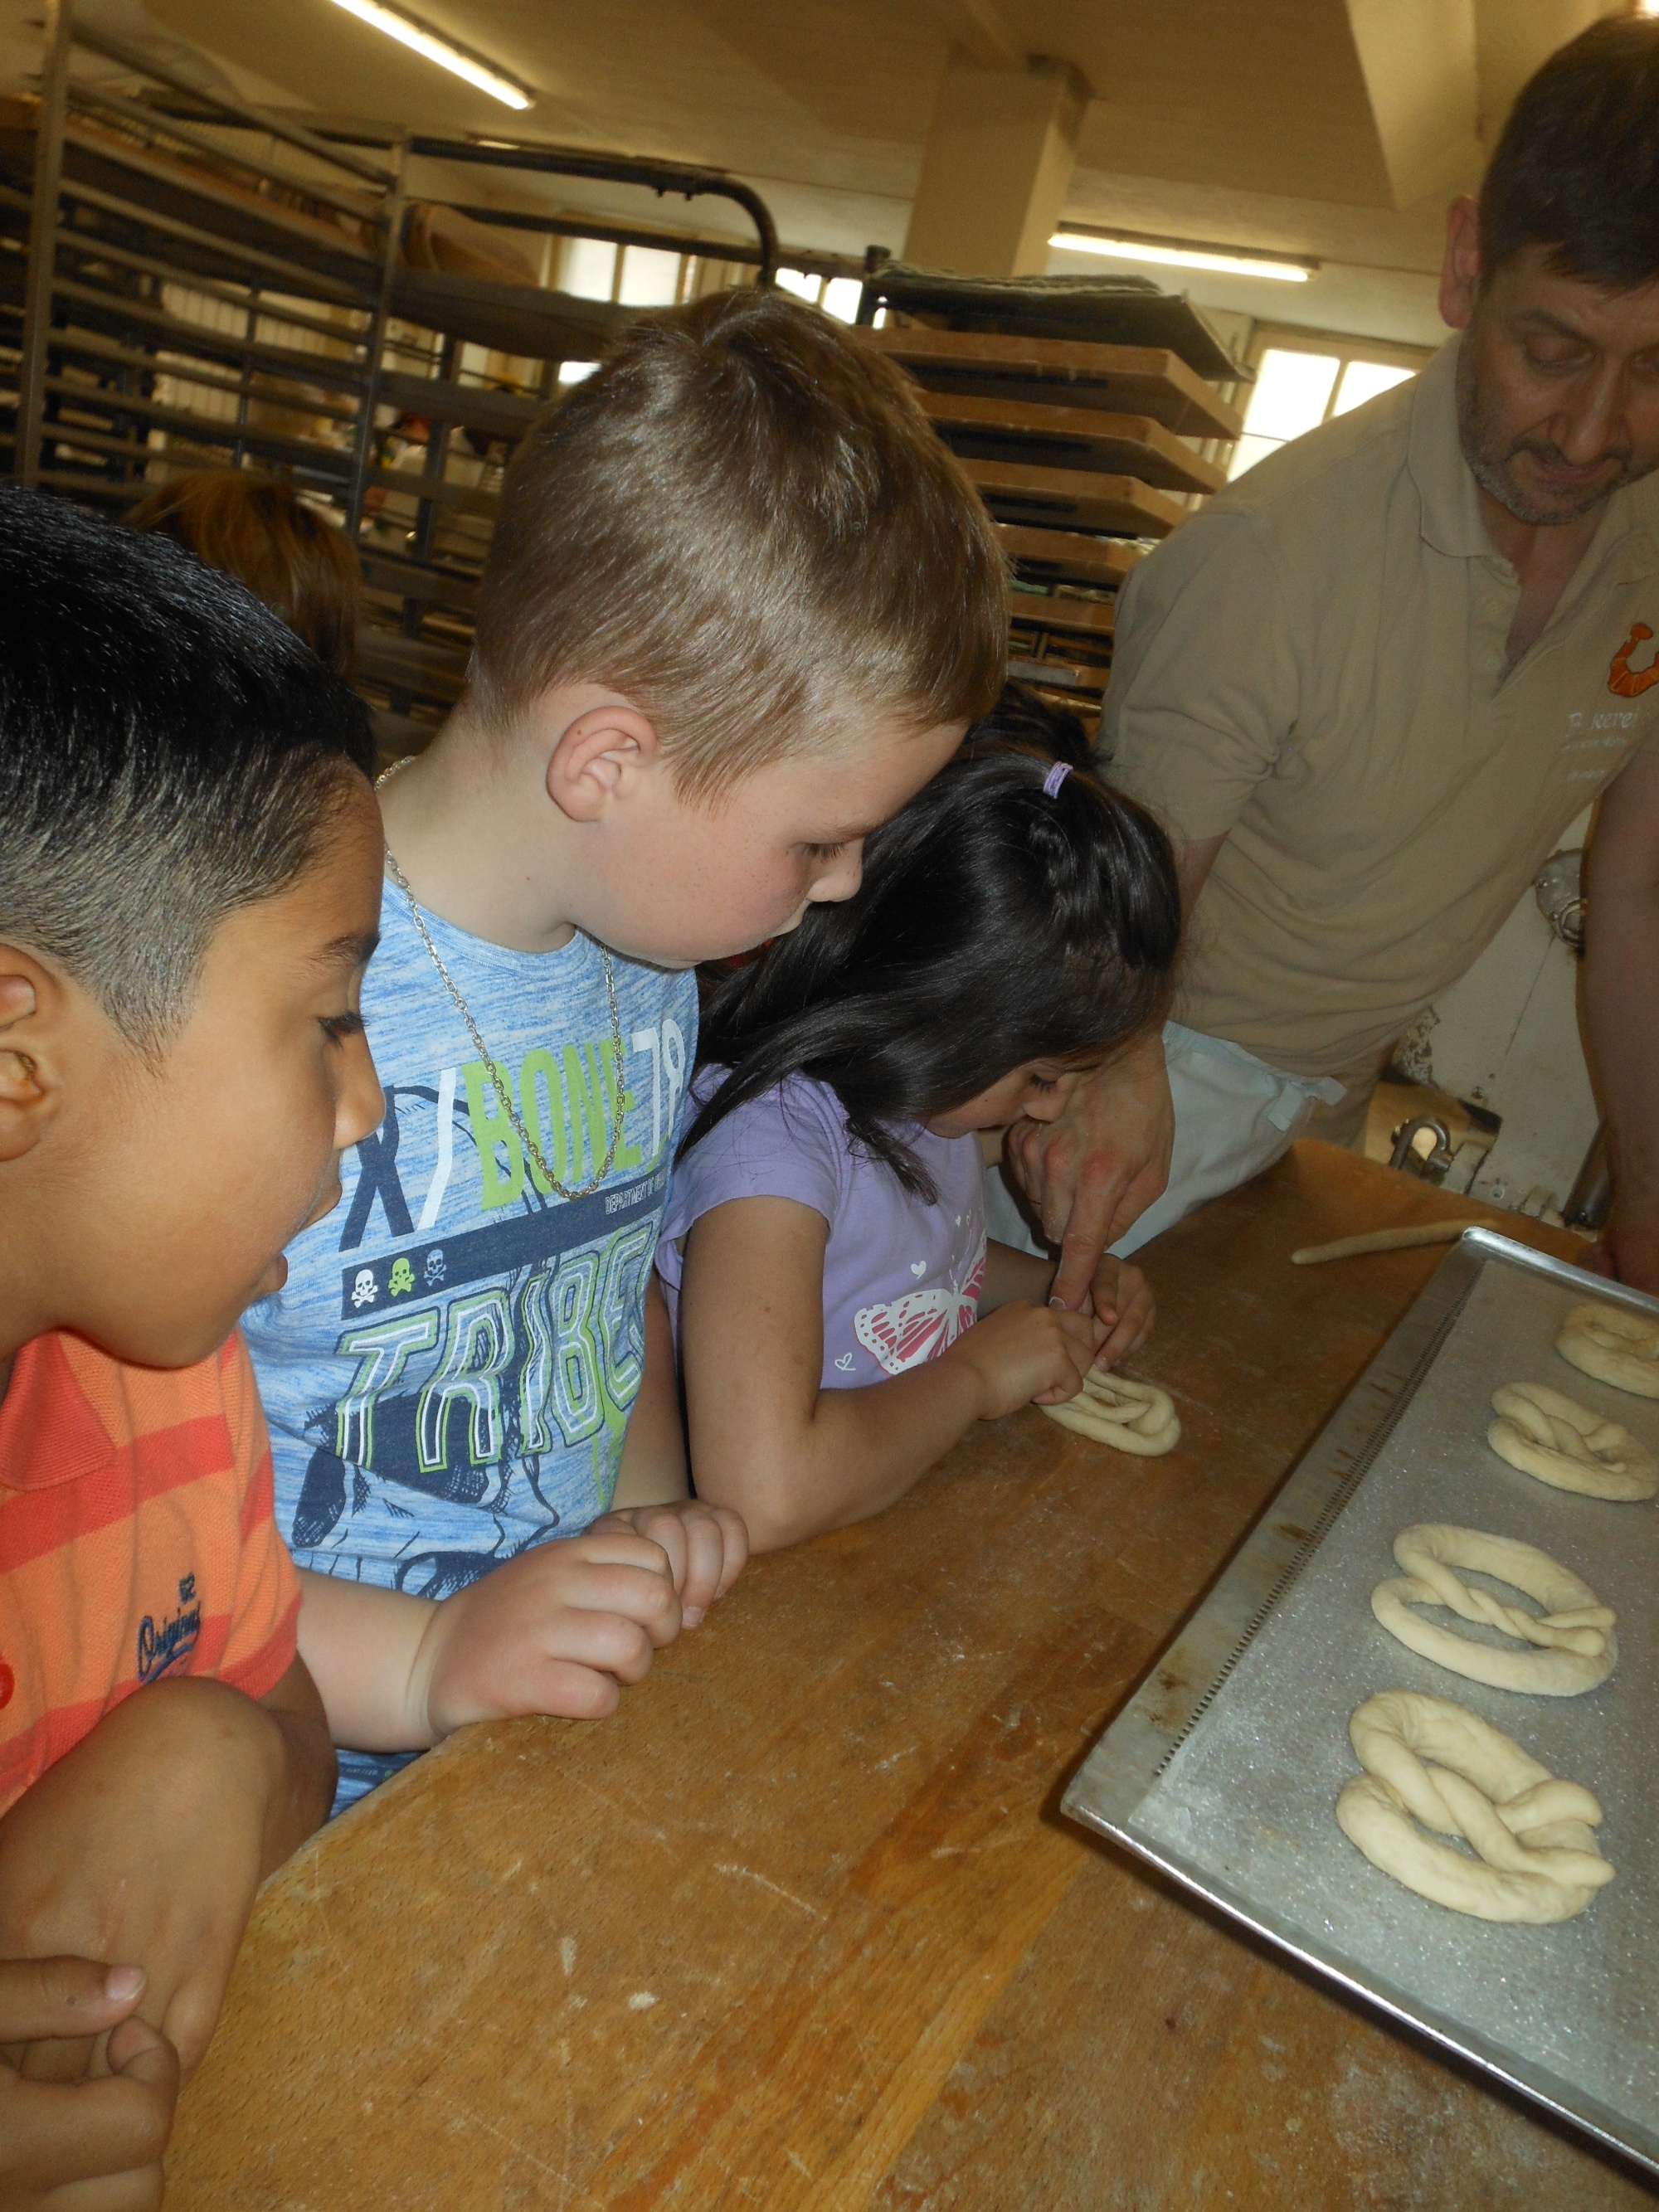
[375,756,626,1202]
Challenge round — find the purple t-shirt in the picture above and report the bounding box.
[657,1072,987,1389]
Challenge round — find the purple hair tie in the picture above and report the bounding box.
[1042,761,1073,799]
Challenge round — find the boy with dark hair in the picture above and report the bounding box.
[0,484,384,2201]
[250,286,1009,1805]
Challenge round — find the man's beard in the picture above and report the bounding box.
[1455,338,1649,526]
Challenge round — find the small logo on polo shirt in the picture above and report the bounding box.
[1608,623,1659,699]
[136,1573,202,1684]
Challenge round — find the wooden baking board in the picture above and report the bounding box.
[997,523,1143,589]
[965,458,1186,539]
[1008,591,1117,640]
[864,327,1243,440]
[922,389,1224,495]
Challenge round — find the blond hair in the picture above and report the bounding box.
[129,470,361,677]
[471,289,1008,795]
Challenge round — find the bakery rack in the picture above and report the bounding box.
[854,269,1247,730]
[3,5,1245,748]
[2,0,404,524]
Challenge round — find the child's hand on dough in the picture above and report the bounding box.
[945,1300,1106,1421]
[589,1500,749,1626]
[1087,1257,1155,1369]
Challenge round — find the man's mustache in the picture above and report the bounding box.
[1508,435,1634,475]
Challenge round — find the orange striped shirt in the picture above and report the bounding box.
[0,1329,299,1816]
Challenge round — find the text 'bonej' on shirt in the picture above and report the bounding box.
[247,884,697,1602]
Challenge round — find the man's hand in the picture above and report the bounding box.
[0,1958,178,2211]
[590,1500,748,1627]
[415,1529,684,1736]
[0,1671,328,2085]
[1582,755,1659,1296]
[1003,1031,1174,1308]
[1580,1202,1659,1296]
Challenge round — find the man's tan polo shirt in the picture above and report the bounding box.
[1103,338,1659,1087]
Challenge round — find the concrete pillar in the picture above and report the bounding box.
[902,53,1089,278]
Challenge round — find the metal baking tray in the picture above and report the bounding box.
[1063,1228,1659,2174]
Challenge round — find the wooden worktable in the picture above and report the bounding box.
[166,1145,1657,2209]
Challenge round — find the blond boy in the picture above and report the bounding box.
[250,289,1009,1804]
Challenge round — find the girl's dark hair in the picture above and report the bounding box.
[684,683,1181,1198]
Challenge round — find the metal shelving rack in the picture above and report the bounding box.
[854,282,1248,731]
[2,0,404,523]
[346,135,785,746]
[1,5,1243,751]
[0,4,791,749]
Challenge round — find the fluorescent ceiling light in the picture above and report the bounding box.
[324,0,532,109]
[1051,226,1315,284]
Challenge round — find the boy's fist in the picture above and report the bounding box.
[0,1957,178,2210]
[416,1529,685,1737]
[590,1500,748,1626]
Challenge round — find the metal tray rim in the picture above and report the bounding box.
[1111,1821,1659,2177]
[1061,1225,1659,2173]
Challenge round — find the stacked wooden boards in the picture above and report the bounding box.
[365,323,1242,751]
[0,67,400,517]
[862,327,1244,722]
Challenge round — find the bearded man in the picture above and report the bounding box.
[996,16,1659,1300]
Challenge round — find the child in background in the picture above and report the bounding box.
[0,486,382,2200]
[658,691,1182,1551]
[246,286,1010,1806]
[129,469,362,677]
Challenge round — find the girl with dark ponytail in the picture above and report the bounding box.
[656,685,1182,1551]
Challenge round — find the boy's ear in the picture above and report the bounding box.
[0,950,66,1163]
[546,701,662,824]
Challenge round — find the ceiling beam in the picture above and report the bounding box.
[1474,0,1610,146]
[1346,0,1482,208]
[919,0,1022,72]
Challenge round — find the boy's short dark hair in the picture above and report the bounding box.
[1480,18,1659,289]
[0,484,374,1051]
[473,288,1009,796]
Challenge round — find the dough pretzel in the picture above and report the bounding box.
[1370,1524,1616,1695]
[1040,1370,1180,1456]
[1335,1691,1614,1923]
[1487,1382,1658,1501]
[1556,1301,1659,1399]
